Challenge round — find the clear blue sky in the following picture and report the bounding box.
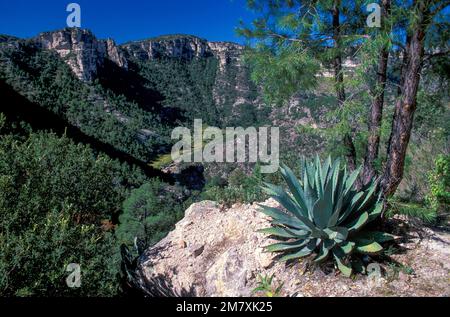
[0,0,255,44]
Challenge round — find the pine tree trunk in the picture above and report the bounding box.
[381,0,430,197]
[362,0,391,185]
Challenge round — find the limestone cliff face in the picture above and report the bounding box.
[121,35,244,68]
[34,28,128,82]
[122,35,255,121]
[207,41,244,71]
[121,35,212,61]
[33,31,254,113]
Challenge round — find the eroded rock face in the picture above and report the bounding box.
[138,200,277,297]
[207,41,244,71]
[121,35,244,67]
[34,28,128,82]
[137,199,450,297]
[122,35,212,61]
[122,35,256,124]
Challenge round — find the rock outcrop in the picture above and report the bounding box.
[32,30,255,118]
[122,35,212,61]
[121,35,244,68]
[122,35,255,122]
[137,199,450,297]
[34,28,128,82]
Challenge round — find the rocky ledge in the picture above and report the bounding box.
[34,28,128,82]
[121,35,244,71]
[137,199,450,297]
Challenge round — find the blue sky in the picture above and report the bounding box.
[0,0,256,44]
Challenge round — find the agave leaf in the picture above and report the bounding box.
[343,165,362,196]
[305,162,316,191]
[336,165,346,194]
[346,212,369,233]
[358,182,379,212]
[262,183,308,221]
[283,227,312,237]
[279,164,309,217]
[323,174,334,203]
[326,227,349,242]
[263,183,319,228]
[355,241,383,254]
[299,157,306,178]
[332,248,353,277]
[324,239,335,250]
[355,231,397,243]
[279,239,317,262]
[322,156,332,183]
[368,202,383,222]
[315,155,325,195]
[312,197,329,229]
[303,176,317,218]
[258,205,309,230]
[312,177,335,229]
[339,241,355,254]
[328,193,343,227]
[258,227,307,239]
[266,239,310,252]
[338,191,365,224]
[266,224,312,237]
[315,169,322,198]
[313,243,330,263]
[302,163,308,191]
[331,158,341,203]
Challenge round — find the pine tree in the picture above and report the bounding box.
[238,0,449,201]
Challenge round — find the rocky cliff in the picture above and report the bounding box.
[14,28,317,151]
[31,29,255,117]
[136,199,450,297]
[32,30,246,82]
[34,28,128,82]
[121,35,243,69]
[122,35,254,116]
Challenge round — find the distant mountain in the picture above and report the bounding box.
[0,28,323,187]
[30,28,261,124]
[0,28,268,165]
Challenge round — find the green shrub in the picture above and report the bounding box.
[427,154,450,213]
[386,200,438,224]
[0,113,5,132]
[202,165,266,205]
[0,205,120,297]
[115,180,185,255]
[259,157,395,277]
[252,274,283,297]
[0,132,128,296]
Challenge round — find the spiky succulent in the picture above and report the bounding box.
[259,156,395,277]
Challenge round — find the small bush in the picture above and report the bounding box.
[427,154,450,213]
[0,133,126,296]
[386,200,438,224]
[202,165,266,205]
[252,274,283,297]
[115,180,185,255]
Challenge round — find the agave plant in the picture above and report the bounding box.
[259,156,395,277]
